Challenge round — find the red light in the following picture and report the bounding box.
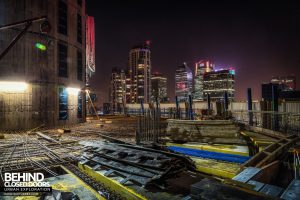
[177,83,186,89]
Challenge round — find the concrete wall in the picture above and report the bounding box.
[0,0,86,130]
[0,84,84,130]
[166,119,246,144]
[279,101,300,113]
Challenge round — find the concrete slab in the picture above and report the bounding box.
[247,180,265,191]
[232,167,261,183]
[280,179,300,200]
[189,178,270,200]
[259,184,283,197]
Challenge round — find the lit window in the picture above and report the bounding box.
[59,87,68,120]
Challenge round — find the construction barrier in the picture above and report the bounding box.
[168,146,250,164]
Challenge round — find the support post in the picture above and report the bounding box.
[247,88,253,126]
[224,91,229,118]
[155,97,159,112]
[140,100,144,116]
[188,95,194,120]
[207,93,211,111]
[136,117,141,145]
[175,96,180,119]
[185,101,189,120]
[272,84,279,131]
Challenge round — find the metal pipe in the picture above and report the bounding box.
[0,22,32,61]
[86,90,100,120]
[0,16,47,30]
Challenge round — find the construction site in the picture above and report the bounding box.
[0,108,300,199]
[1,0,300,199]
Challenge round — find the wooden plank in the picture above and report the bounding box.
[243,135,299,168]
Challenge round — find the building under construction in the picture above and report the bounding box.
[0,0,91,130]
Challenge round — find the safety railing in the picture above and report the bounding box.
[135,109,164,144]
[127,108,212,120]
[231,110,300,136]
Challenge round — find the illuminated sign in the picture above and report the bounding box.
[229,69,235,75]
[86,16,96,84]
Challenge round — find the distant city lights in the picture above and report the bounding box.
[213,67,236,75]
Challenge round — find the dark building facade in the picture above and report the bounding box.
[103,103,111,115]
[271,76,296,91]
[0,0,87,129]
[262,83,300,102]
[279,90,300,101]
[262,83,278,101]
[203,69,235,101]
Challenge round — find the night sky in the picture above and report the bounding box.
[86,0,300,105]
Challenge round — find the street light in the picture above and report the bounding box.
[0,81,28,92]
[66,87,80,95]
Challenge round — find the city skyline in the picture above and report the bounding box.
[87,1,300,104]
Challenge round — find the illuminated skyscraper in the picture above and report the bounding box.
[203,69,235,101]
[151,73,168,103]
[128,41,151,103]
[110,68,126,112]
[175,63,193,102]
[125,69,132,104]
[194,60,214,101]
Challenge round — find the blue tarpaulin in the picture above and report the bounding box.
[168,146,250,164]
